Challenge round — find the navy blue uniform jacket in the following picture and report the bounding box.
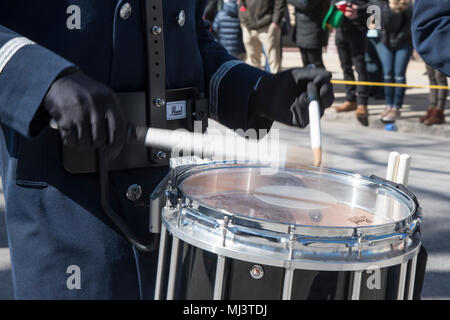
[412,0,450,76]
[0,0,270,299]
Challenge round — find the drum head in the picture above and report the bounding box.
[178,165,414,228]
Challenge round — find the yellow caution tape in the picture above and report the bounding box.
[331,79,449,90]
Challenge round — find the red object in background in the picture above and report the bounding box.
[336,1,347,13]
[240,6,247,12]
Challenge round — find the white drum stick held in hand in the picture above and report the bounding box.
[307,82,322,167]
[139,127,292,165]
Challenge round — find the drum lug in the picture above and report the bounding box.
[221,216,230,247]
[352,230,365,260]
[166,187,179,208]
[288,225,296,260]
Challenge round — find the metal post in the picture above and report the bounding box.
[166,236,180,300]
[407,256,418,300]
[213,255,226,300]
[351,271,362,300]
[282,269,294,300]
[154,224,168,300]
[397,261,408,300]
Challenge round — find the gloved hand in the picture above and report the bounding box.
[42,69,127,158]
[249,68,334,128]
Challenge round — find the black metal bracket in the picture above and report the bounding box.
[98,149,159,252]
[142,0,167,164]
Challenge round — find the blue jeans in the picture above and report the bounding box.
[376,42,412,109]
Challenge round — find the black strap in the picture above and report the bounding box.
[95,0,169,252]
[98,149,159,252]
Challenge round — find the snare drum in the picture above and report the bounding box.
[154,158,422,300]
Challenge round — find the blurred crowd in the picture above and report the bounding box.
[204,0,448,127]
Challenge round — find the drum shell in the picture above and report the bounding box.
[157,232,420,300]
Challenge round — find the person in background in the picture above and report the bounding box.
[238,0,286,73]
[204,0,223,24]
[213,0,246,60]
[412,0,450,77]
[372,0,413,123]
[365,17,385,100]
[288,0,330,69]
[420,64,447,125]
[333,0,371,126]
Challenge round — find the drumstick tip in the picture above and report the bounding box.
[313,147,322,167]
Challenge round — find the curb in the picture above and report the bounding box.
[323,109,450,138]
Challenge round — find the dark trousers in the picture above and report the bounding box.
[365,37,385,98]
[426,64,448,110]
[336,28,369,105]
[299,47,324,69]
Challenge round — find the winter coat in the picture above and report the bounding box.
[204,0,222,23]
[340,0,371,34]
[239,0,286,30]
[288,0,330,49]
[412,0,450,76]
[213,1,246,55]
[372,0,413,50]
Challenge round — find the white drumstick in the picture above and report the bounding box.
[376,151,399,220]
[307,83,322,167]
[395,154,411,186]
[50,120,312,166]
[386,151,400,181]
[142,127,310,166]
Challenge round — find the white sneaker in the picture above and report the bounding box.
[378,107,393,119]
[381,108,400,123]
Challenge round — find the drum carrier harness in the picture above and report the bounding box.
[62,0,209,252]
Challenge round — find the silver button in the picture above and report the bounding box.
[126,184,142,201]
[177,9,185,27]
[154,98,165,107]
[152,26,162,35]
[156,151,167,160]
[120,2,132,20]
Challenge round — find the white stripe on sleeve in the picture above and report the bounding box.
[0,37,36,74]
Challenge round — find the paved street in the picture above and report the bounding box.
[0,46,448,299]
[273,120,450,299]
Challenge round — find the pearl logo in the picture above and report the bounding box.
[166,101,186,120]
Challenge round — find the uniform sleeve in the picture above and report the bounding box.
[0,25,74,138]
[412,0,450,77]
[196,0,273,131]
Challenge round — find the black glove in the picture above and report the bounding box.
[42,69,127,158]
[249,68,334,128]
